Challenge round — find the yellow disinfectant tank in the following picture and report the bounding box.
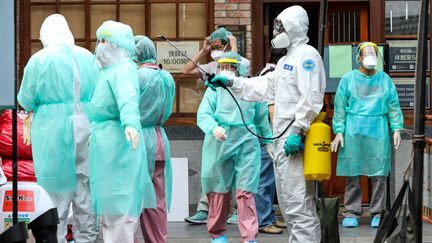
[304,111,331,181]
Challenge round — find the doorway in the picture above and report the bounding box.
[252,1,372,205]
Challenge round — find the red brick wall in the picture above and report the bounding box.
[214,1,252,60]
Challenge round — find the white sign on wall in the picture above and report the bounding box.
[156,42,199,73]
[167,158,189,222]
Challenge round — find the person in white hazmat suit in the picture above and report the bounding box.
[206,5,325,242]
[17,14,99,243]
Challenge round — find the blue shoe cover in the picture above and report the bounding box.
[342,217,359,228]
[211,235,228,243]
[371,216,380,228]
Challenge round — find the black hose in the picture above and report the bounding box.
[221,86,295,140]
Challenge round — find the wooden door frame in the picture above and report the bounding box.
[251,0,385,74]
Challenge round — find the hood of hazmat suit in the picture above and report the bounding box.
[95,21,134,67]
[40,14,74,47]
[134,35,175,209]
[197,52,272,194]
[96,20,135,53]
[271,5,309,49]
[89,21,156,217]
[18,14,99,194]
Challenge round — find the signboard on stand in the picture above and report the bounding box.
[167,158,189,222]
[0,0,16,109]
[156,42,199,73]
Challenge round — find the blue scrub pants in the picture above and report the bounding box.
[254,145,277,228]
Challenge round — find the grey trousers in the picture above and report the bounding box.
[197,191,209,212]
[343,176,387,218]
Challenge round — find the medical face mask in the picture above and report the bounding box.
[211,50,224,61]
[211,44,228,61]
[94,42,117,67]
[359,44,378,70]
[95,42,106,58]
[219,69,237,77]
[271,32,291,49]
[362,55,378,70]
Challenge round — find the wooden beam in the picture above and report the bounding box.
[251,0,264,75]
[430,0,432,114]
[369,0,385,43]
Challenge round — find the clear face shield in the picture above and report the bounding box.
[217,58,239,77]
[359,44,382,70]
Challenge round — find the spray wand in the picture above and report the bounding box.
[157,35,294,140]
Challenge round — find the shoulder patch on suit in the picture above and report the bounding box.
[283,64,294,71]
[303,59,315,72]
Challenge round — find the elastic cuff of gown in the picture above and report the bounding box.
[210,125,218,134]
[124,121,141,132]
[333,130,344,135]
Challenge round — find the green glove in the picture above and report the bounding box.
[209,74,230,88]
[284,134,302,156]
[204,79,216,91]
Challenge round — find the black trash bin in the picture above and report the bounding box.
[28,208,59,243]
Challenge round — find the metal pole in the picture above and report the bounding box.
[12,0,18,225]
[317,0,328,57]
[12,110,18,225]
[316,0,328,198]
[413,0,429,241]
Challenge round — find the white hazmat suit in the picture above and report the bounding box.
[218,6,325,242]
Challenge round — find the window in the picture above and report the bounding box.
[329,11,360,43]
[326,4,369,44]
[19,0,213,124]
[385,0,428,37]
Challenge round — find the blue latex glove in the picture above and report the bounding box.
[284,134,302,156]
[208,74,229,88]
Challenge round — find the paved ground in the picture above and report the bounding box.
[25,219,432,242]
[161,221,432,243]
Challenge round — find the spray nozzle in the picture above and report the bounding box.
[207,73,228,90]
[157,35,168,41]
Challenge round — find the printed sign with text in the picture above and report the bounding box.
[156,41,200,73]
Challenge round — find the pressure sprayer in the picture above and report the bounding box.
[303,110,331,181]
[157,35,294,140]
[158,35,331,179]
